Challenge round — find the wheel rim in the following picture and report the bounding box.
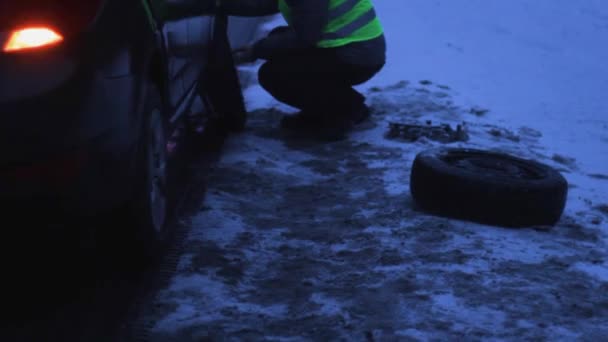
[147,108,168,233]
[440,150,546,180]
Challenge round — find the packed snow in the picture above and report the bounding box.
[145,1,608,340]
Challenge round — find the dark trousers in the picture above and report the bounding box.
[258,48,383,117]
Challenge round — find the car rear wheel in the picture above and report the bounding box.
[410,148,569,227]
[128,85,169,261]
[201,13,248,132]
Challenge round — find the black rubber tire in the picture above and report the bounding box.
[410,148,568,227]
[127,85,169,262]
[202,14,248,132]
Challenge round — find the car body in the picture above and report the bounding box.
[0,0,261,224]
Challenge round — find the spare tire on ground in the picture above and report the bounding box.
[410,148,568,227]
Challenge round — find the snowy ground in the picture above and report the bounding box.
[145,2,608,340]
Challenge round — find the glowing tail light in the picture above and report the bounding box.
[3,27,64,53]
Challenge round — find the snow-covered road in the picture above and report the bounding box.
[146,80,607,341]
[143,1,608,340]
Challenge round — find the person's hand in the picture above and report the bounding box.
[233,46,257,65]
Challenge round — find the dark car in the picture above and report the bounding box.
[0,0,254,255]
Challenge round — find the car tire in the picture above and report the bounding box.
[202,14,248,133]
[127,84,169,262]
[410,148,568,227]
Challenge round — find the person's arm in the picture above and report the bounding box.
[150,0,279,21]
[252,0,329,60]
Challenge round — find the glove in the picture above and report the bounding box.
[233,46,257,65]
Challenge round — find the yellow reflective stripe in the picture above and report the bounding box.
[329,0,360,19]
[330,0,348,9]
[318,17,382,48]
[278,0,291,24]
[326,0,373,33]
[141,0,158,30]
[350,17,383,39]
[325,7,376,39]
[278,0,383,48]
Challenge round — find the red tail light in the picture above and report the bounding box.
[0,0,104,53]
[3,27,64,53]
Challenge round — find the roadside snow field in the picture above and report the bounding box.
[146,1,608,340]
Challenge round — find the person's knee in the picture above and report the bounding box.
[258,62,279,92]
[258,61,305,107]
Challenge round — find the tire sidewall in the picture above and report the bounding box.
[416,148,565,190]
[410,147,569,227]
[130,85,169,259]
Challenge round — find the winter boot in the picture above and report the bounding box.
[315,103,372,140]
[280,110,323,131]
[280,103,371,141]
[351,103,371,124]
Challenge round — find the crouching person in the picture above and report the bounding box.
[152,0,387,141]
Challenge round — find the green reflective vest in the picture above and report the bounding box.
[278,0,383,48]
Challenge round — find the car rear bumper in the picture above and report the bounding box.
[0,134,134,220]
[0,52,141,218]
